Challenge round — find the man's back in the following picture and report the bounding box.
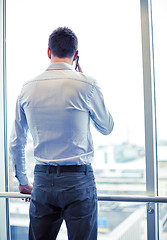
[18,62,110,165]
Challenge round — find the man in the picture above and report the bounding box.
[9,27,114,240]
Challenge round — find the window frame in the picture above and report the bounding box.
[140,0,159,239]
[0,0,160,239]
[0,0,10,239]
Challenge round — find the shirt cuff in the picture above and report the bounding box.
[16,173,29,185]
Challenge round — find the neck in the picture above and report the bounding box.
[51,56,73,65]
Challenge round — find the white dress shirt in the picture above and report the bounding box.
[9,62,114,185]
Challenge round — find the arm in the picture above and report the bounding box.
[88,81,114,135]
[76,63,113,134]
[9,96,31,191]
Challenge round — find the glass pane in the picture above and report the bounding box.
[7,0,145,192]
[98,202,147,240]
[10,199,29,240]
[159,203,167,240]
[151,0,167,197]
[9,199,68,240]
[7,0,145,239]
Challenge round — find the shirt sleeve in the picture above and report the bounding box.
[88,81,114,135]
[9,96,29,185]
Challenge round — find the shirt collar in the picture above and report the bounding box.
[46,62,74,71]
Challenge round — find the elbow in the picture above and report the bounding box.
[92,116,114,135]
[101,121,114,135]
[100,121,114,135]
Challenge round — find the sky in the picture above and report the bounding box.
[6,0,167,148]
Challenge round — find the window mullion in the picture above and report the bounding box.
[0,0,10,239]
[140,0,159,239]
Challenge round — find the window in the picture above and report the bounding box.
[0,0,164,239]
[6,0,145,239]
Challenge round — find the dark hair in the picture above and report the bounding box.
[48,27,78,58]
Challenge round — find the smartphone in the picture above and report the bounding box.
[75,56,79,70]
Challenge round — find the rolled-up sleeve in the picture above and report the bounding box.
[9,96,29,185]
[88,81,114,135]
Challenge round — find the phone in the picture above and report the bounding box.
[75,56,79,70]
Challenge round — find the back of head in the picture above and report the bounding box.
[48,27,78,58]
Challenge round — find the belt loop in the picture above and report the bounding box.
[57,166,60,177]
[47,165,51,175]
[85,165,88,175]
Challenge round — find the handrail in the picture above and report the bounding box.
[1,192,167,203]
[0,192,31,198]
[98,195,167,203]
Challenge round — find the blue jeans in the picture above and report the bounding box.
[29,165,97,240]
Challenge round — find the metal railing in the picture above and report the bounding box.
[1,192,167,203]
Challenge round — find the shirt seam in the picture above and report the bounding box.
[21,76,95,88]
[46,69,72,71]
[86,83,96,104]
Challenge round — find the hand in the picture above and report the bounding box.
[19,183,33,202]
[19,183,33,194]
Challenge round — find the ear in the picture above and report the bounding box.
[73,50,79,61]
[47,47,51,59]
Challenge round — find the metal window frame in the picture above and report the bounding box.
[0,192,167,203]
[0,0,159,239]
[0,0,10,239]
[140,0,159,239]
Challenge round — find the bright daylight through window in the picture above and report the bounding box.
[5,0,160,239]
